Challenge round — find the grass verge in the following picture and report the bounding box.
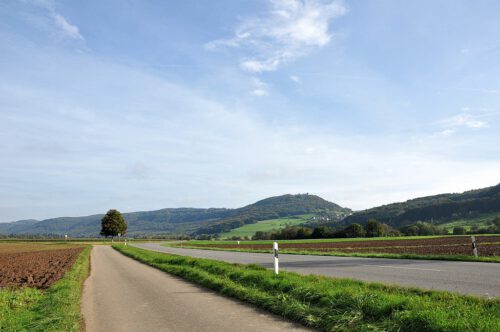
[166,243,500,263]
[0,246,91,331]
[113,244,499,332]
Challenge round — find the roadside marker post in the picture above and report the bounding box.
[471,236,478,257]
[273,242,279,275]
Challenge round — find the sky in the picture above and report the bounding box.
[1,0,499,222]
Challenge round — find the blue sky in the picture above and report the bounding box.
[1,0,499,222]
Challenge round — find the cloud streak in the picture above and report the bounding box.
[29,0,84,40]
[441,114,488,129]
[206,0,347,73]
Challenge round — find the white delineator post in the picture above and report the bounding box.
[471,236,478,257]
[273,242,279,275]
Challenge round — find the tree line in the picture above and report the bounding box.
[250,217,500,241]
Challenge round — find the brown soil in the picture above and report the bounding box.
[286,244,500,256]
[181,236,500,257]
[0,242,80,254]
[0,247,84,289]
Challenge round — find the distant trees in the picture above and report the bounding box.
[342,223,365,238]
[252,220,401,240]
[467,216,500,234]
[365,219,386,237]
[249,215,500,241]
[100,209,127,238]
[311,226,336,239]
[453,226,467,235]
[398,221,448,236]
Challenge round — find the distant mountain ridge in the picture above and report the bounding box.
[0,194,349,237]
[3,184,499,237]
[343,183,500,227]
[0,208,233,237]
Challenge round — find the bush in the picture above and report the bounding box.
[453,226,467,235]
[366,220,385,237]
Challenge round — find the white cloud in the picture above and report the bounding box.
[437,129,455,137]
[51,12,83,40]
[441,114,487,129]
[28,0,84,40]
[290,75,301,83]
[251,77,270,96]
[207,0,347,73]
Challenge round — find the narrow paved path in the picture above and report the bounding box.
[135,243,500,297]
[82,246,309,332]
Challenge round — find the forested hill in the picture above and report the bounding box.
[343,183,500,227]
[0,208,232,237]
[193,194,351,235]
[0,194,350,237]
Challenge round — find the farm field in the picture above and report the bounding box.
[0,247,83,289]
[174,235,500,261]
[220,214,312,238]
[0,241,81,253]
[0,242,90,331]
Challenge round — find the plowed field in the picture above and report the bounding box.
[0,247,83,289]
[179,236,500,257]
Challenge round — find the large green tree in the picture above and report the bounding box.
[100,209,127,238]
[365,219,385,237]
[343,223,365,238]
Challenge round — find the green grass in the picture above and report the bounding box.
[220,214,313,238]
[439,213,498,232]
[113,244,499,331]
[170,244,500,263]
[177,235,454,246]
[0,246,91,331]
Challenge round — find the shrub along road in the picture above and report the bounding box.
[134,243,500,297]
[82,246,308,332]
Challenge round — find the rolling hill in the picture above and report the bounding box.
[0,194,350,237]
[0,208,232,237]
[343,183,500,228]
[192,194,351,235]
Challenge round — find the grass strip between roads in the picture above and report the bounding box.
[0,246,91,331]
[166,243,500,263]
[114,244,499,332]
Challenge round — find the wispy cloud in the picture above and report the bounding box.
[251,77,270,96]
[29,0,84,40]
[290,75,301,83]
[206,0,347,73]
[440,113,488,129]
[50,12,83,40]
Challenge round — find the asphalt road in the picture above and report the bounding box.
[82,246,309,332]
[134,243,500,297]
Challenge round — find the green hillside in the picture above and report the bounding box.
[220,215,313,239]
[343,183,500,228]
[193,194,351,235]
[439,213,499,232]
